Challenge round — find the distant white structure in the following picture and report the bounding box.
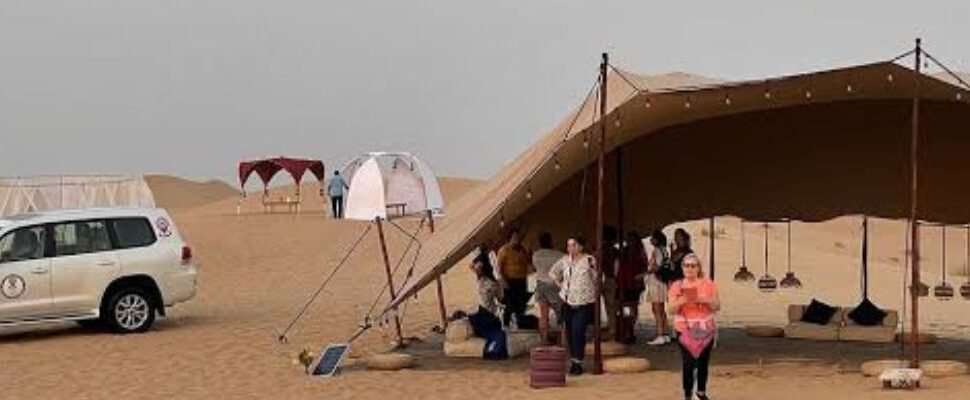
[0,175,155,217]
[342,152,444,221]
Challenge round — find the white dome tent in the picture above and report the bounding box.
[0,175,155,217]
[276,152,452,354]
[342,152,444,221]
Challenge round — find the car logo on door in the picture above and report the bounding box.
[1,274,26,299]
[155,217,172,237]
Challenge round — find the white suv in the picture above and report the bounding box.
[0,207,197,333]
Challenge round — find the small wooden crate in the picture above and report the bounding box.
[530,346,566,389]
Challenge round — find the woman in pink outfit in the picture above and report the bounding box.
[667,253,720,400]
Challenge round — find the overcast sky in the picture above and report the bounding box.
[1,0,966,185]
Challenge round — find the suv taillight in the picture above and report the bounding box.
[181,245,193,265]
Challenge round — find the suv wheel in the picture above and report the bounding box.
[103,286,156,334]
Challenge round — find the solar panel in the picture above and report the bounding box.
[311,343,350,377]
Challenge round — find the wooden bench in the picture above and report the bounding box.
[386,202,407,217]
[263,197,301,213]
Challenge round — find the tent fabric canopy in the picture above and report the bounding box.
[383,60,970,314]
[342,152,445,221]
[0,175,156,217]
[238,157,326,190]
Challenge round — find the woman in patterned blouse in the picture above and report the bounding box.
[549,237,598,376]
[471,244,503,316]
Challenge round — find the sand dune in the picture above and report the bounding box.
[145,175,240,210]
[3,176,970,399]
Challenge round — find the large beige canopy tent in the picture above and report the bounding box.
[0,175,155,217]
[390,59,969,309]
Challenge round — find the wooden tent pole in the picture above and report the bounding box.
[591,52,608,375]
[428,209,449,329]
[709,217,716,280]
[375,217,405,346]
[908,37,923,369]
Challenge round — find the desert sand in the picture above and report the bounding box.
[2,176,970,400]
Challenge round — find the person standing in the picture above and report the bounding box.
[668,254,720,400]
[670,228,693,283]
[496,228,531,326]
[615,231,649,343]
[531,232,565,343]
[549,237,598,376]
[645,230,672,345]
[327,170,350,219]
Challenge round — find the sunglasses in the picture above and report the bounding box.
[683,263,701,268]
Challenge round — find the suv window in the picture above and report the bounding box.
[0,226,47,263]
[53,220,112,257]
[111,218,157,249]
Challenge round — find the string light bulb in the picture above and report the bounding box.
[805,90,813,99]
[644,99,652,109]
[764,90,772,99]
[724,96,732,106]
[958,92,964,101]
[887,73,894,83]
[614,119,621,127]
[583,135,589,149]
[526,189,533,199]
[846,84,854,93]
[554,158,561,170]
[684,98,692,108]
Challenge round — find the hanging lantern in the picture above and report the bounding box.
[780,219,802,288]
[734,220,755,282]
[961,224,970,300]
[934,225,954,300]
[757,223,778,293]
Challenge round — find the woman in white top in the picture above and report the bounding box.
[645,229,672,345]
[549,237,598,376]
[531,232,565,343]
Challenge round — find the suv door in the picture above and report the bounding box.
[50,220,120,315]
[0,226,53,321]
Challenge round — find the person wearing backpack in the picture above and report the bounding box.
[645,230,673,346]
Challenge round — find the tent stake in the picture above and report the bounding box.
[591,52,608,375]
[908,37,923,369]
[375,217,405,347]
[428,209,449,330]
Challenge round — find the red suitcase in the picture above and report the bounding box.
[529,346,566,389]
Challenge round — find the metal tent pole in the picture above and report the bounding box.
[908,38,923,369]
[592,52,608,375]
[375,217,405,346]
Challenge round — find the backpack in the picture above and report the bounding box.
[656,247,678,284]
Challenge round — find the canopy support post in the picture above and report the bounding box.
[592,52,608,375]
[908,37,923,370]
[709,217,716,280]
[428,209,449,330]
[375,217,405,347]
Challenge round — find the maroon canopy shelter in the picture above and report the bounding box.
[238,157,326,195]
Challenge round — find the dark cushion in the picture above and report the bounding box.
[847,298,887,326]
[801,299,837,325]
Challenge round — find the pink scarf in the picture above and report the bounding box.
[677,316,716,358]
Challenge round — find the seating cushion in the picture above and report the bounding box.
[602,357,651,373]
[801,299,838,325]
[840,325,896,343]
[444,338,486,358]
[847,298,887,326]
[365,353,417,370]
[784,322,840,341]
